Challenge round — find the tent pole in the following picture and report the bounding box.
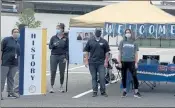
[169,36,171,47]
[66,59,69,92]
[108,34,109,43]
[160,37,161,48]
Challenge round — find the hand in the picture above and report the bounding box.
[84,61,88,68]
[135,62,138,69]
[53,42,59,46]
[118,62,122,68]
[104,61,108,68]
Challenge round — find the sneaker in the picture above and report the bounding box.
[92,92,97,97]
[59,86,65,93]
[8,92,19,98]
[101,92,108,97]
[49,87,54,93]
[121,91,127,98]
[134,92,142,98]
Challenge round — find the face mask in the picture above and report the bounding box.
[95,31,101,37]
[13,33,20,39]
[125,33,131,38]
[56,29,61,34]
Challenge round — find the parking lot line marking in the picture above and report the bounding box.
[72,79,119,99]
[5,65,86,86]
[46,71,89,75]
[46,65,85,73]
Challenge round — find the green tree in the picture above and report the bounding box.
[16,8,41,28]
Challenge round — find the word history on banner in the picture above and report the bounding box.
[103,22,175,39]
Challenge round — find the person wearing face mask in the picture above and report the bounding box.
[118,29,141,98]
[1,28,20,100]
[84,28,110,97]
[49,23,68,93]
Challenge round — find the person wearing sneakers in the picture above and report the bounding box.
[1,28,20,100]
[49,23,68,93]
[118,29,141,98]
[84,28,110,97]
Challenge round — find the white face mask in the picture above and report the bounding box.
[13,33,20,39]
[125,33,131,38]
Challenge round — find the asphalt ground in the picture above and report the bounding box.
[1,47,175,107]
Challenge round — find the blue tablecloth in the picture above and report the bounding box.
[137,64,175,82]
[120,64,175,91]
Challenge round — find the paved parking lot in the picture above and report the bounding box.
[1,47,175,107]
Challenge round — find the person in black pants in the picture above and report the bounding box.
[49,23,68,93]
[84,28,110,97]
[118,29,141,98]
[1,28,20,100]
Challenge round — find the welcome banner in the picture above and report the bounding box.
[103,22,175,39]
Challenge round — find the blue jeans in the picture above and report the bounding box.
[89,63,106,93]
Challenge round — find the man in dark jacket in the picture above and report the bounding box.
[84,28,110,97]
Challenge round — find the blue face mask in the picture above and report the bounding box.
[18,34,20,38]
[56,29,61,34]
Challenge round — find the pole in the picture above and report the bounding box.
[169,36,171,47]
[160,37,161,48]
[107,34,109,43]
[0,0,2,101]
[149,37,151,46]
[65,59,69,92]
[140,37,142,46]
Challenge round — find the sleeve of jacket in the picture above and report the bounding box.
[65,37,69,60]
[1,37,8,60]
[1,37,8,52]
[49,36,55,49]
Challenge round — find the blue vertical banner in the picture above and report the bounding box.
[147,23,157,39]
[136,24,146,38]
[103,22,114,36]
[157,24,167,39]
[125,24,137,38]
[115,23,125,36]
[19,28,25,95]
[167,24,175,39]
